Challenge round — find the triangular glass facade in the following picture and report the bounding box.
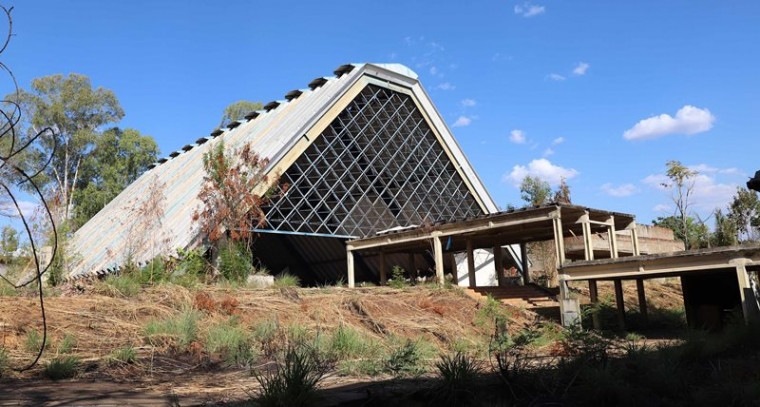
[263,84,484,238]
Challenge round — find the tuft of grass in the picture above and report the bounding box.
[206,318,256,367]
[101,274,141,297]
[0,347,8,373]
[144,308,202,348]
[24,330,47,353]
[253,345,326,407]
[253,318,279,356]
[43,356,79,380]
[329,325,374,359]
[273,273,300,288]
[57,333,76,354]
[337,358,383,376]
[434,352,482,405]
[107,346,137,365]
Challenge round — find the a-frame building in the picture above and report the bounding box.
[68,63,519,283]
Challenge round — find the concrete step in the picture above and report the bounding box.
[466,286,559,310]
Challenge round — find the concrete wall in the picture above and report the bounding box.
[453,249,499,287]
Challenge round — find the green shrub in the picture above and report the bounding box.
[206,318,256,367]
[102,274,141,297]
[44,356,79,380]
[107,346,137,365]
[144,308,201,348]
[388,265,408,289]
[57,334,76,354]
[273,273,300,288]
[253,318,280,356]
[0,347,8,373]
[253,345,326,407]
[24,330,47,353]
[385,340,424,376]
[329,325,372,359]
[218,244,251,282]
[434,352,481,405]
[337,358,383,376]
[136,257,169,285]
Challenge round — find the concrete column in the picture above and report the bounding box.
[607,217,618,259]
[736,264,756,323]
[582,220,594,261]
[433,236,444,285]
[493,245,503,286]
[553,216,566,268]
[379,252,387,285]
[614,279,626,330]
[520,242,531,285]
[347,249,355,288]
[636,278,648,325]
[680,276,695,328]
[631,225,641,256]
[589,280,601,330]
[466,239,476,288]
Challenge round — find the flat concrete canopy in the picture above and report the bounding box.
[344,204,637,289]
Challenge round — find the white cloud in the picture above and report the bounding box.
[573,62,590,75]
[643,170,738,213]
[601,183,639,197]
[461,98,476,107]
[0,199,38,219]
[543,148,554,157]
[509,129,527,144]
[642,174,670,190]
[623,105,716,141]
[436,82,455,91]
[547,73,566,81]
[653,204,670,213]
[452,116,472,127]
[551,137,564,145]
[514,3,546,17]
[503,158,579,187]
[429,66,438,76]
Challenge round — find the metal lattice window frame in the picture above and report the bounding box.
[262,84,484,238]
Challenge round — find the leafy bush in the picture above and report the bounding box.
[107,346,137,365]
[44,356,79,380]
[434,352,481,405]
[218,244,251,282]
[136,257,169,285]
[385,340,424,376]
[206,318,256,367]
[176,248,207,276]
[144,308,201,348]
[388,265,407,289]
[273,273,300,288]
[253,345,326,407]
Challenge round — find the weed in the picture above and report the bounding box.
[337,358,383,376]
[273,273,300,288]
[253,318,279,356]
[102,274,141,297]
[218,244,251,282]
[434,352,482,405]
[206,317,256,367]
[253,345,326,407]
[329,325,372,359]
[43,356,79,380]
[57,334,76,354]
[194,291,216,313]
[144,308,201,348]
[385,340,424,376]
[107,346,137,365]
[0,347,7,374]
[388,265,407,289]
[24,330,47,353]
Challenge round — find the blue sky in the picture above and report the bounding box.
[5,0,760,226]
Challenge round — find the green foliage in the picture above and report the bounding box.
[73,127,159,227]
[57,334,76,354]
[144,308,201,348]
[176,248,207,275]
[384,339,425,376]
[205,317,256,367]
[24,330,47,353]
[520,175,552,206]
[107,346,137,365]
[727,186,760,242]
[253,345,326,407]
[253,318,280,356]
[434,352,482,406]
[653,215,709,249]
[388,265,408,288]
[219,100,263,127]
[273,273,300,288]
[0,347,8,373]
[218,243,252,282]
[0,225,19,256]
[336,358,383,376]
[102,274,141,297]
[43,356,79,380]
[329,325,373,359]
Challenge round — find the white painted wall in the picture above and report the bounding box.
[454,249,498,287]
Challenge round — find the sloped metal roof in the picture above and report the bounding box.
[67,63,498,279]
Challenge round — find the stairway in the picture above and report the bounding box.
[466,284,559,309]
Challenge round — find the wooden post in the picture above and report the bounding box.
[493,245,503,286]
[379,251,387,285]
[589,280,601,330]
[466,239,476,288]
[433,235,445,285]
[614,279,626,330]
[347,249,355,288]
[636,278,648,325]
[520,242,531,285]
